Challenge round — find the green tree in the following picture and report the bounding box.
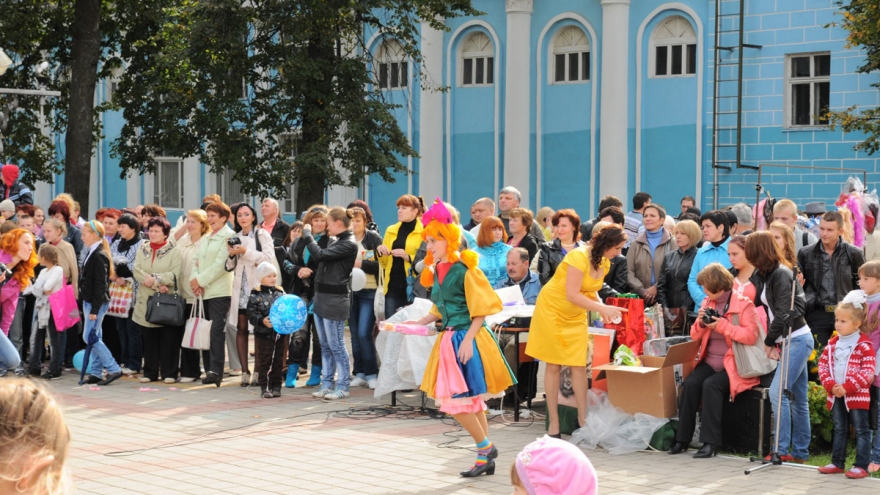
[110,0,479,213]
[828,0,880,154]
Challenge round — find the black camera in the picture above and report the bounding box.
[0,262,11,280]
[702,308,721,325]
[227,236,242,248]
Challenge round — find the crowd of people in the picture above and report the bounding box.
[2,158,880,483]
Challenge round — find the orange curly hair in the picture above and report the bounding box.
[420,220,479,288]
[0,228,38,288]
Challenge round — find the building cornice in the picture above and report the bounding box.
[506,0,533,14]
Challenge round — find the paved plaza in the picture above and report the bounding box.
[53,364,879,495]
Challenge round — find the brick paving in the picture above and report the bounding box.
[48,363,879,494]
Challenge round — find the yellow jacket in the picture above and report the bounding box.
[378,220,424,295]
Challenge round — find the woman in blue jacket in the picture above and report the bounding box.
[688,210,732,308]
[472,216,512,287]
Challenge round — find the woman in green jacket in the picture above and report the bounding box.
[189,202,235,387]
[132,217,183,383]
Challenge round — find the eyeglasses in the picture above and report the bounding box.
[309,207,327,214]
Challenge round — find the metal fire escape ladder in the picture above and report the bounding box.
[711,0,762,179]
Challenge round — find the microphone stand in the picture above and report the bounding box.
[746,266,815,474]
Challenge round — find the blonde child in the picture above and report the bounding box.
[0,378,71,495]
[511,436,597,495]
[25,244,65,379]
[246,262,287,399]
[817,292,876,479]
[858,260,880,472]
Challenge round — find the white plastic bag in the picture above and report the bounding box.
[374,298,437,398]
[570,390,669,455]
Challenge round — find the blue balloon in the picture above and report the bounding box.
[269,294,308,335]
[72,350,95,373]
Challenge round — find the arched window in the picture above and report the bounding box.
[377,39,408,89]
[460,32,494,86]
[552,26,590,83]
[651,16,697,77]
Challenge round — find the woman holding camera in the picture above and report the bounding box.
[0,229,37,374]
[668,263,761,458]
[226,203,276,387]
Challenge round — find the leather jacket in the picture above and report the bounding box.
[758,264,808,346]
[304,230,358,321]
[286,233,330,299]
[247,285,285,338]
[536,239,585,286]
[598,255,629,301]
[797,238,864,310]
[656,246,696,310]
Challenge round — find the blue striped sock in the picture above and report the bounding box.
[475,437,492,466]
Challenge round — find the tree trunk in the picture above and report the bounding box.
[65,0,101,217]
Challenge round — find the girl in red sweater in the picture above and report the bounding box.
[817,294,876,479]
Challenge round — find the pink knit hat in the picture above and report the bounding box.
[515,436,598,495]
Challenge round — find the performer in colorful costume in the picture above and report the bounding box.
[408,198,515,478]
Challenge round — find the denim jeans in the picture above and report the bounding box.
[115,309,142,371]
[873,386,880,464]
[831,397,871,469]
[769,332,813,460]
[0,326,21,369]
[384,288,408,320]
[81,302,121,376]
[349,289,378,380]
[313,316,350,391]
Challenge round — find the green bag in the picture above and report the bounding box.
[648,420,678,451]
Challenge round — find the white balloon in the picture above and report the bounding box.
[351,268,367,292]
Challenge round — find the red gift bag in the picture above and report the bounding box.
[605,297,646,356]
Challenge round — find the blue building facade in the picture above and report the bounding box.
[39,0,880,229]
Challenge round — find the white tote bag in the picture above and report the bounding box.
[182,297,212,351]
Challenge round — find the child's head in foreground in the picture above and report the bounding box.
[511,435,597,495]
[0,379,70,495]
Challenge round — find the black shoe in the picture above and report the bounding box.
[98,371,124,386]
[487,446,498,460]
[40,371,61,380]
[548,433,562,439]
[83,375,102,385]
[693,443,717,459]
[202,371,221,387]
[668,442,687,455]
[272,388,281,398]
[460,461,495,478]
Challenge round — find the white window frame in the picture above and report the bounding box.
[376,39,408,90]
[784,52,831,129]
[277,131,300,214]
[459,32,494,87]
[649,16,697,78]
[151,153,184,210]
[550,26,591,85]
[216,170,251,206]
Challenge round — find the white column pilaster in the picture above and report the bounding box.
[504,0,532,206]
[599,0,630,200]
[418,18,445,202]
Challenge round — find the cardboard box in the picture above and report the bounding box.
[593,341,700,418]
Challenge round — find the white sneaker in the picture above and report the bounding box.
[164,378,177,384]
[367,378,377,390]
[323,390,350,400]
[311,388,333,398]
[179,377,196,383]
[138,377,153,383]
[349,377,367,387]
[121,367,136,375]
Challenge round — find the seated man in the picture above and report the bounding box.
[492,248,542,405]
[493,248,541,304]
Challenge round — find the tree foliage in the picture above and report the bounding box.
[827,0,880,155]
[109,0,480,212]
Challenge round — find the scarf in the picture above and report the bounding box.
[303,232,324,265]
[149,240,167,262]
[116,235,140,253]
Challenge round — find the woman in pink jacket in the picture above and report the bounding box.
[0,228,38,375]
[668,262,760,459]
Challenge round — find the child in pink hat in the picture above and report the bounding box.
[511,436,598,495]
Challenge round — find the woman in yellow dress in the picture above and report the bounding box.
[526,224,628,437]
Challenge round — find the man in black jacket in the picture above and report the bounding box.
[580,195,623,241]
[797,211,865,345]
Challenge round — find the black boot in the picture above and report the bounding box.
[667,441,687,455]
[460,461,495,477]
[693,443,717,459]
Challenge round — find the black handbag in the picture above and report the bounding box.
[145,274,186,327]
